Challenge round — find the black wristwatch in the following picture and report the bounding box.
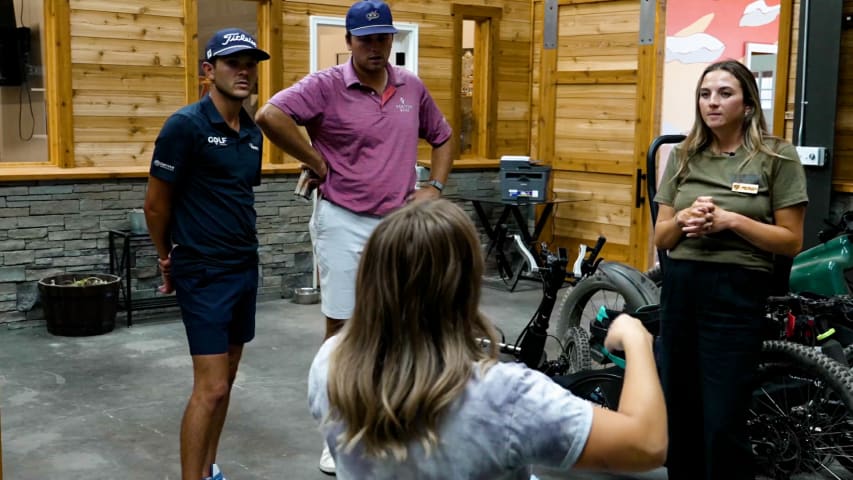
[426,179,444,192]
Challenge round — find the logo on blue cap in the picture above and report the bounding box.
[346,0,399,37]
[205,28,271,62]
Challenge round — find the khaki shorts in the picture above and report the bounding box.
[309,199,382,320]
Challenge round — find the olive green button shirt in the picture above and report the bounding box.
[655,140,808,272]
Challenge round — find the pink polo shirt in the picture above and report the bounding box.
[267,62,452,216]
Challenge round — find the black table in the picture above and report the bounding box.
[108,230,178,326]
[448,196,588,291]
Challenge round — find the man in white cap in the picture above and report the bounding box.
[144,28,269,480]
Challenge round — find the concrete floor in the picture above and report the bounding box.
[0,278,833,479]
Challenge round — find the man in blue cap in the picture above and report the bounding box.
[144,28,269,480]
[256,0,452,474]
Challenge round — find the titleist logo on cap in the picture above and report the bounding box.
[221,32,257,47]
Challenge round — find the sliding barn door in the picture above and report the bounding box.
[535,0,664,269]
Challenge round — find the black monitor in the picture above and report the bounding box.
[0,0,16,28]
[0,0,28,86]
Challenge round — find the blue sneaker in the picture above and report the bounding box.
[205,463,226,480]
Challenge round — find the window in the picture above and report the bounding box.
[452,5,500,160]
[309,16,419,74]
[0,0,46,163]
[746,43,778,133]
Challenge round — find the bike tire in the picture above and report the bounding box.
[751,340,853,478]
[561,326,592,374]
[555,263,659,348]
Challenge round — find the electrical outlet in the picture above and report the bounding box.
[795,146,826,167]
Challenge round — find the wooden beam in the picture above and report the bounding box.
[450,8,463,160]
[537,47,557,168]
[44,0,75,168]
[628,0,664,270]
[258,0,283,164]
[773,0,794,138]
[183,0,199,105]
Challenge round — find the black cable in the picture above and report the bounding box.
[16,0,34,141]
[18,78,34,141]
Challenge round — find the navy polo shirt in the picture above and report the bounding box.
[150,95,262,267]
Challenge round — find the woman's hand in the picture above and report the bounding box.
[604,314,652,353]
[677,196,715,238]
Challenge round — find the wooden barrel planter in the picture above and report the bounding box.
[37,273,121,336]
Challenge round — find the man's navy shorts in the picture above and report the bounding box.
[172,263,258,356]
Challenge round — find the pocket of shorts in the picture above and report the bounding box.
[310,199,326,239]
[174,265,212,292]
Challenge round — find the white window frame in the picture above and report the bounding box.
[309,15,418,74]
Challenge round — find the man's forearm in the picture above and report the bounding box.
[256,105,325,175]
[146,213,172,260]
[428,139,453,183]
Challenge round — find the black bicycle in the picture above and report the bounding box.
[481,235,606,375]
[566,305,853,480]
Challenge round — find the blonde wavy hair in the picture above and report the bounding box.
[673,59,784,181]
[326,199,499,460]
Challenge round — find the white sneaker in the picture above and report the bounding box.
[319,443,336,475]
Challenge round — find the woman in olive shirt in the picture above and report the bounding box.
[654,60,807,480]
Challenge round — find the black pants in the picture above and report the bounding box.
[659,259,770,480]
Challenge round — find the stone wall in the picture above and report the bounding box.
[0,169,500,326]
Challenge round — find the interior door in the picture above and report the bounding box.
[536,0,664,269]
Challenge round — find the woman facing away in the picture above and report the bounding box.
[653,59,808,480]
[308,199,666,479]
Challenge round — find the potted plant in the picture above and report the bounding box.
[37,273,121,336]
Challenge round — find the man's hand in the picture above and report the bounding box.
[157,256,174,294]
[408,185,441,202]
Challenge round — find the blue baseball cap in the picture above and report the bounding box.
[346,0,398,37]
[204,28,270,62]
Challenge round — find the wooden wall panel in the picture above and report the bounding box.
[70,0,183,17]
[280,0,532,163]
[71,38,184,66]
[534,0,661,268]
[68,0,186,168]
[552,171,634,263]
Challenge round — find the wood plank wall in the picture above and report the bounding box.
[530,0,646,265]
[68,0,187,167]
[279,0,533,162]
[780,0,799,142]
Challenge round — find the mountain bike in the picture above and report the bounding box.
[481,234,607,375]
[572,306,853,479]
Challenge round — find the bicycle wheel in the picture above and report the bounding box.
[555,263,659,360]
[553,366,624,410]
[560,326,591,374]
[750,340,853,479]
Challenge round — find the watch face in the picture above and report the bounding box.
[429,180,444,191]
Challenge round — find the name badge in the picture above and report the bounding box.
[732,182,759,195]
